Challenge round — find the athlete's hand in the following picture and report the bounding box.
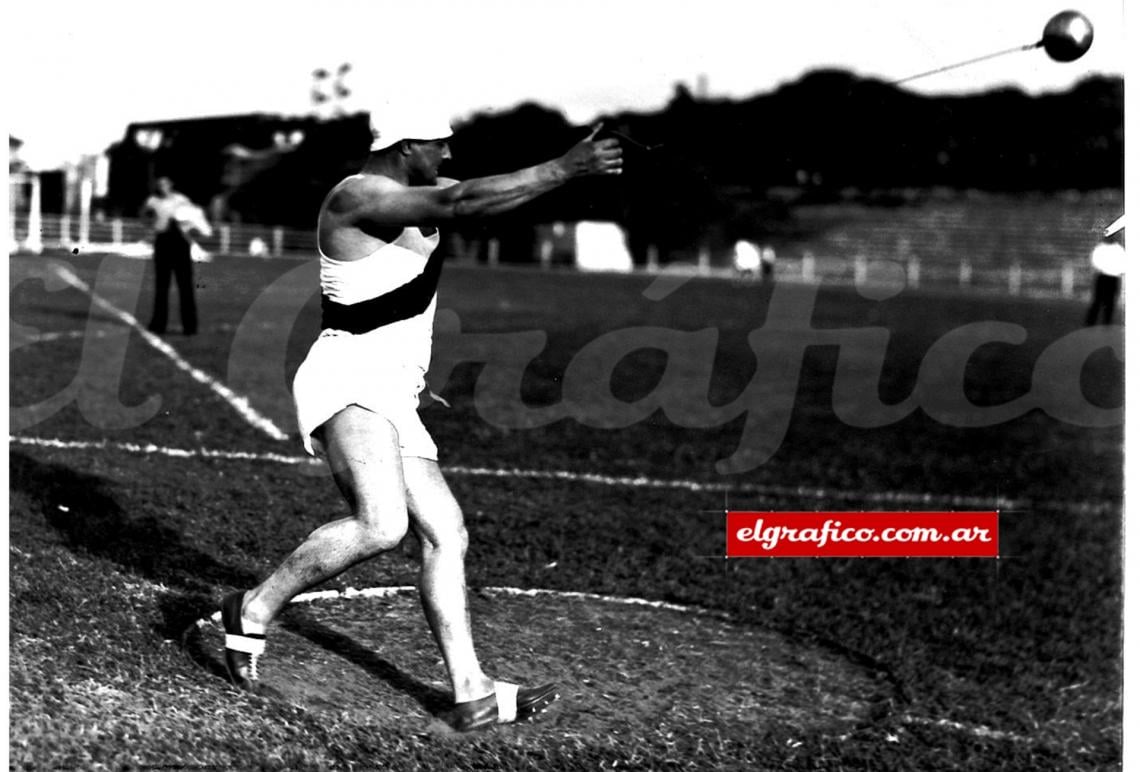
[558,124,623,177]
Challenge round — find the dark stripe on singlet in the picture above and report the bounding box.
[320,246,446,334]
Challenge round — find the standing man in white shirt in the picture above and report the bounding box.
[141,176,204,335]
[1085,215,1125,325]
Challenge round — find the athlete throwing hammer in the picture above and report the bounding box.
[221,105,622,731]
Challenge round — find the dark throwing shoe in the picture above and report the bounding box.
[221,591,265,691]
[445,681,560,732]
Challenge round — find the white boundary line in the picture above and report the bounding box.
[8,434,1118,516]
[898,715,1034,744]
[49,264,289,441]
[196,582,1040,746]
[203,584,730,625]
[9,436,312,466]
[13,322,243,344]
[295,585,731,616]
[15,328,108,343]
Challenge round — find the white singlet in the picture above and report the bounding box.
[292,226,442,458]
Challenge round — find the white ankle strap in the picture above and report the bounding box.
[225,634,266,655]
[494,681,519,723]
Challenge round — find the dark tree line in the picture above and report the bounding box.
[105,69,1121,262]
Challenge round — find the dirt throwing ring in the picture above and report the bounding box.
[186,586,893,737]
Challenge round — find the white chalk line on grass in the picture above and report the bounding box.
[830,715,1039,746]
[898,715,1034,743]
[10,436,311,466]
[49,265,289,441]
[8,434,1117,517]
[202,584,729,626]
[194,582,1041,747]
[15,328,110,343]
[12,322,245,344]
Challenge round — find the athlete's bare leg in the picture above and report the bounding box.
[240,406,410,626]
[403,458,494,703]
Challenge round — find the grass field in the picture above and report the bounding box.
[8,249,1124,770]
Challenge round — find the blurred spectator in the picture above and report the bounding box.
[1085,216,1125,326]
[141,177,210,335]
[249,237,269,257]
[733,239,761,281]
[734,240,777,283]
[760,245,776,282]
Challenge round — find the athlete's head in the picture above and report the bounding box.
[369,103,453,184]
[400,138,452,186]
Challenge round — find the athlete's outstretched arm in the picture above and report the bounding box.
[338,125,622,228]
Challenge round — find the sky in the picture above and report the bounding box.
[5,0,1126,170]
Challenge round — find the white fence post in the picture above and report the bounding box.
[78,178,92,249]
[853,254,867,287]
[907,257,920,288]
[698,245,711,275]
[487,238,500,266]
[272,226,284,257]
[802,251,815,282]
[539,236,553,269]
[24,173,43,254]
[9,175,20,253]
[958,258,972,288]
[1009,262,1022,296]
[1061,261,1075,298]
[111,218,123,246]
[220,224,231,255]
[646,244,659,272]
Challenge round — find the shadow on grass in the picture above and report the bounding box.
[277,605,453,714]
[9,451,446,712]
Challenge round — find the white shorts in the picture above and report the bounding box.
[292,331,438,460]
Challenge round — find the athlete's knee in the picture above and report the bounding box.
[361,520,408,553]
[426,517,468,558]
[355,504,409,553]
[448,521,470,556]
